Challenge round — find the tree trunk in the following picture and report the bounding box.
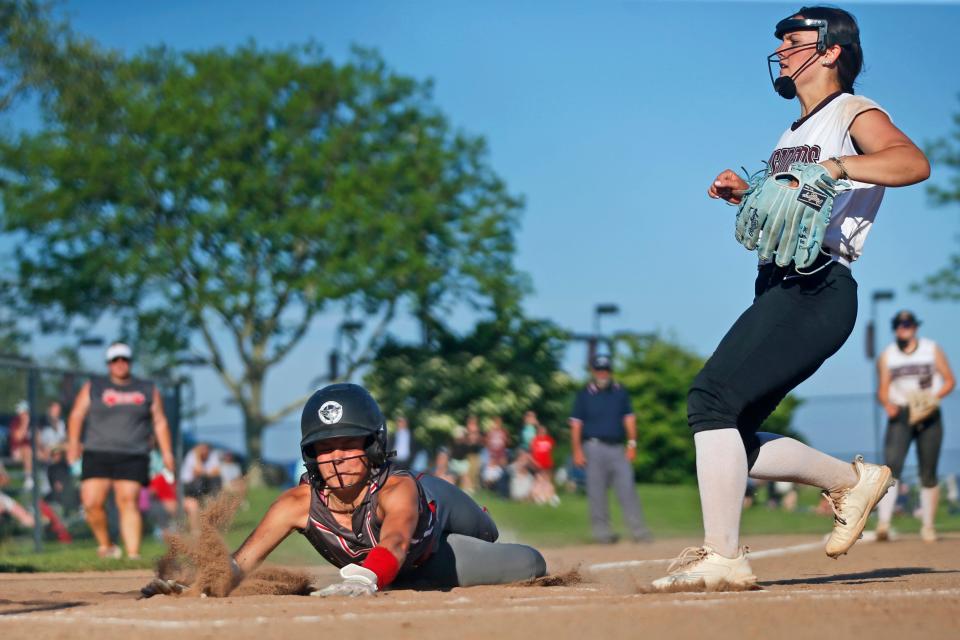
[243,412,267,488]
[243,368,267,487]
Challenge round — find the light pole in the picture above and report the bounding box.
[328,320,364,381]
[867,289,895,463]
[591,304,620,366]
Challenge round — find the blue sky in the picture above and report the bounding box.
[9,1,960,467]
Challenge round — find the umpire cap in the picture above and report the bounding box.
[591,354,612,371]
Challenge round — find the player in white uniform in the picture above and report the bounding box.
[653,6,930,590]
[874,310,955,542]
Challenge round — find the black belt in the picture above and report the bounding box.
[758,251,845,289]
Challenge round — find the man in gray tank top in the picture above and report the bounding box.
[67,342,174,560]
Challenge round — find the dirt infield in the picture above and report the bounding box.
[1,534,958,640]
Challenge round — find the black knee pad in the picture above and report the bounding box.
[920,472,939,489]
[688,373,739,433]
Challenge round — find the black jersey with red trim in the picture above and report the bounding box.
[296,464,437,570]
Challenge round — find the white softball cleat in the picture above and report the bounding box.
[823,455,894,558]
[651,545,757,591]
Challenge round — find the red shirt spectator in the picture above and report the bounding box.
[485,417,510,466]
[530,427,555,470]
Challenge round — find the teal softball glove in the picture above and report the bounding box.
[735,162,851,269]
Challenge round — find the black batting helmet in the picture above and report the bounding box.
[300,383,390,486]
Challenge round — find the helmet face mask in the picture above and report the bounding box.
[767,15,856,99]
[767,19,828,99]
[311,448,372,490]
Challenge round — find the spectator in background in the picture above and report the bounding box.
[68,342,175,560]
[485,416,510,468]
[769,481,798,512]
[530,422,556,472]
[509,450,536,501]
[0,460,35,529]
[40,401,67,452]
[146,442,177,539]
[947,474,960,516]
[391,416,413,470]
[520,411,539,451]
[448,425,471,486]
[462,416,484,494]
[0,460,72,543]
[431,447,458,486]
[8,401,33,488]
[181,442,222,531]
[219,450,245,494]
[45,443,79,514]
[530,423,560,506]
[570,354,652,544]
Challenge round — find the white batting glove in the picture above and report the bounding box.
[312,564,378,597]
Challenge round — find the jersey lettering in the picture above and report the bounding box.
[769,144,821,173]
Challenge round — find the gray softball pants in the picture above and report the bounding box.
[395,475,547,589]
[884,407,943,488]
[585,439,650,541]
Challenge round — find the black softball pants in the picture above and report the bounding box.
[687,260,858,466]
[884,408,943,487]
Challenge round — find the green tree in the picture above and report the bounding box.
[615,335,802,483]
[364,316,574,450]
[0,35,524,459]
[0,0,112,115]
[915,96,960,299]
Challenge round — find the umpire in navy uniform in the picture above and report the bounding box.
[570,354,652,544]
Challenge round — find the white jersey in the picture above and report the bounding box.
[767,92,888,263]
[882,337,944,406]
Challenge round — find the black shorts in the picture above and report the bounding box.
[81,450,150,485]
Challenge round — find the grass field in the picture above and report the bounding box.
[2,482,958,572]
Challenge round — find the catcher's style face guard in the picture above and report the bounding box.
[306,437,373,489]
[767,17,853,99]
[314,448,371,489]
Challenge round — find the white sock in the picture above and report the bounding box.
[695,429,747,558]
[876,479,899,527]
[921,486,939,529]
[748,433,858,492]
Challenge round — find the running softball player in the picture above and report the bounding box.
[653,6,930,590]
[144,383,546,597]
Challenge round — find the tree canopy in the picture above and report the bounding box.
[0,12,525,458]
[916,95,960,300]
[364,316,574,449]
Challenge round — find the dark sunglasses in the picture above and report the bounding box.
[108,357,131,364]
[894,321,916,329]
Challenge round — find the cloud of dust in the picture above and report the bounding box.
[157,491,312,597]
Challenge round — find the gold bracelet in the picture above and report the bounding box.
[829,156,849,180]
